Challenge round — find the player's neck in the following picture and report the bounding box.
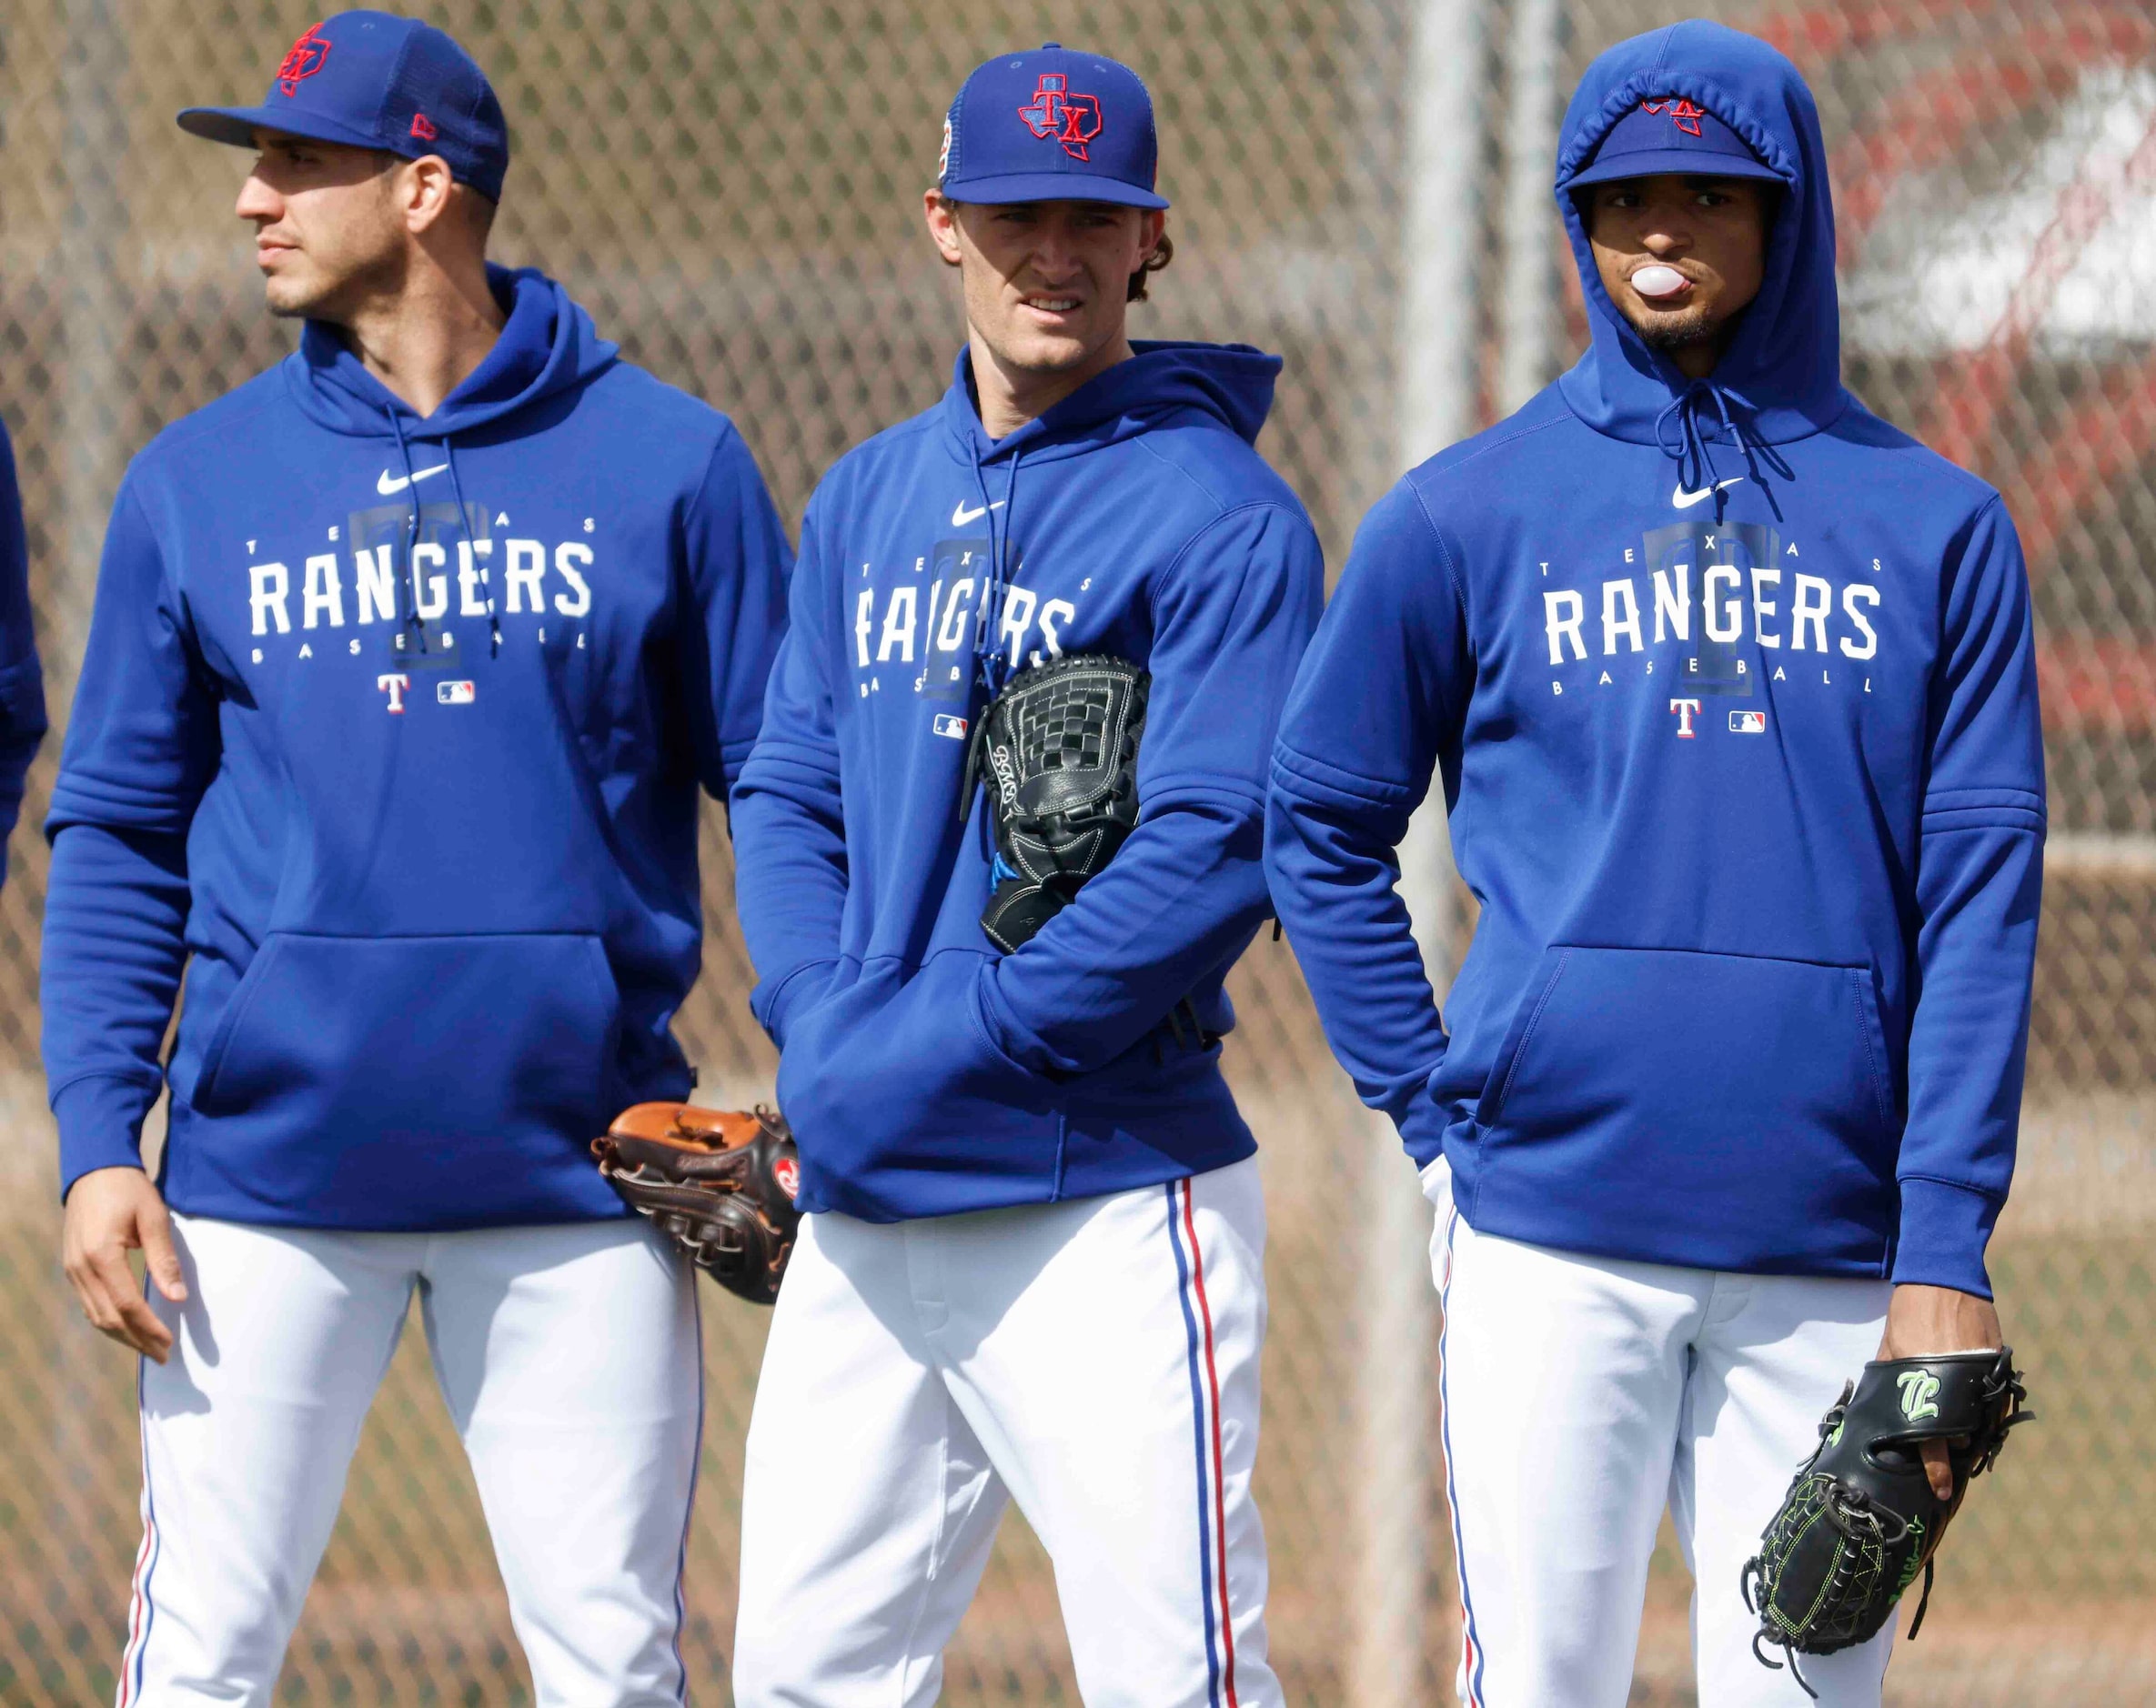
[968,328,1136,440]
[333,252,508,420]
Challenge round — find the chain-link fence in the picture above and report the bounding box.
[1,0,2151,1702]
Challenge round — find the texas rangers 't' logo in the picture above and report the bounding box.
[1639,96,1708,137]
[1017,73,1104,162]
[277,23,333,96]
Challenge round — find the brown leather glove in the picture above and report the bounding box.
[591,1102,801,1305]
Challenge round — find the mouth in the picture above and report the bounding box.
[256,240,297,268]
[1018,295,1085,323]
[1627,263,1695,306]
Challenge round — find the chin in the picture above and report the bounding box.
[1634,302,1724,352]
[998,327,1100,375]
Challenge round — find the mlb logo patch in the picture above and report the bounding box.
[1730,709,1767,734]
[932,713,969,739]
[438,680,477,706]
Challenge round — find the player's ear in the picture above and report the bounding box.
[924,190,964,270]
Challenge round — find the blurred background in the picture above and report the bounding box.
[2,0,2151,1702]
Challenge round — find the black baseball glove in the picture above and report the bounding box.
[591,1102,801,1305]
[966,651,1148,952]
[1742,1347,2031,1696]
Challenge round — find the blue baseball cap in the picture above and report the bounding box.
[938,44,1168,209]
[1567,96,1780,188]
[178,11,509,202]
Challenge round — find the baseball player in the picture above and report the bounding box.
[727,44,1322,1706]
[42,14,789,1703]
[0,412,47,878]
[1265,21,2041,1706]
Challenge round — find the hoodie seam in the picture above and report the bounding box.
[1896,1173,2004,1205]
[1134,435,1239,515]
[1157,500,1313,591]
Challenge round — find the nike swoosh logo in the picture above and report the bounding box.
[378,463,449,496]
[1672,477,1744,509]
[952,497,1007,527]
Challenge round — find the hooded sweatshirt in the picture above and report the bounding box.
[42,266,791,1229]
[1264,21,2044,1297]
[0,418,47,866]
[731,342,1323,1221]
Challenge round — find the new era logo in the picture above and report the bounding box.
[1730,709,1767,734]
[410,113,438,142]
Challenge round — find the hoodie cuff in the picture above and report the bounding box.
[1891,1176,2002,1298]
[751,959,839,1051]
[54,1074,156,1201]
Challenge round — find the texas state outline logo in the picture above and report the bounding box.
[1017,73,1104,161]
[277,22,333,97]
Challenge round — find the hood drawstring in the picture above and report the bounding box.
[386,411,499,660]
[441,445,502,658]
[970,444,1024,696]
[1653,378,1789,522]
[386,410,429,653]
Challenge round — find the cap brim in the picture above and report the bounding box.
[1565,148,1785,189]
[940,170,1168,210]
[177,105,398,156]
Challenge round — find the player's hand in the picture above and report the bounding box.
[62,1167,187,1363]
[1877,1282,2004,1502]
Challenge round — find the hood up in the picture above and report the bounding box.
[287,263,619,440]
[1554,19,1847,451]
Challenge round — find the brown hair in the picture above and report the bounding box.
[1128,232,1173,302]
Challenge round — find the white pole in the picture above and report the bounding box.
[1497,0,1567,415]
[1350,1,1486,1703]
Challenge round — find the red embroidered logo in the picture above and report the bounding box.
[410,113,438,142]
[1017,73,1104,162]
[771,1154,801,1201]
[1640,97,1708,137]
[276,23,333,97]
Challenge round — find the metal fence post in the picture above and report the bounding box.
[1351,1,1486,1702]
[1497,0,1566,415]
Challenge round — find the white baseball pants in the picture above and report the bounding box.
[1428,1169,1896,1707]
[119,1212,703,1707]
[731,1157,1282,1708]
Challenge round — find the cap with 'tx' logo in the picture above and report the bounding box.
[938,43,1168,210]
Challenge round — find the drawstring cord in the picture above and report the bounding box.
[1652,378,1788,522]
[441,445,501,658]
[970,444,1024,696]
[387,411,498,658]
[386,410,428,652]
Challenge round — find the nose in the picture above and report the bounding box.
[1029,219,1083,283]
[236,172,280,224]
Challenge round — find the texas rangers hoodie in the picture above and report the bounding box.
[1264,21,2044,1296]
[42,266,791,1228]
[732,343,1323,1221]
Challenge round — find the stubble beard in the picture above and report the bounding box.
[1634,302,1727,352]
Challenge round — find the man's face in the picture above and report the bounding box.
[1586,174,1773,358]
[235,131,404,319]
[930,196,1165,377]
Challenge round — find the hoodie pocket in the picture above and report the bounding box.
[193,931,621,1148]
[1464,944,1900,1270]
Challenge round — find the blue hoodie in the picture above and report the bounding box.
[732,343,1323,1221]
[42,266,791,1228]
[0,418,47,867]
[1264,22,2044,1297]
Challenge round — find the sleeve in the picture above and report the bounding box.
[974,501,1325,1077]
[730,493,847,1050]
[41,474,221,1196]
[0,417,49,865]
[1893,497,2047,1298]
[1262,479,1472,1163]
[678,420,793,801]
